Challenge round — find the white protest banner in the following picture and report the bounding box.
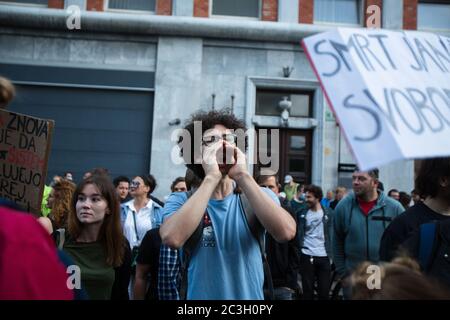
[302,29,450,170]
[0,109,54,215]
[441,35,450,53]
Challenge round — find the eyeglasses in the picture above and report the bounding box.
[202,134,237,146]
[130,181,141,188]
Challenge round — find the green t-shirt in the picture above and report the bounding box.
[41,185,52,217]
[63,237,115,300]
[284,183,299,201]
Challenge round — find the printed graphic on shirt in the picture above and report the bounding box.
[201,212,216,247]
[306,215,323,234]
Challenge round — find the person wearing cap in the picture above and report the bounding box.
[283,175,299,202]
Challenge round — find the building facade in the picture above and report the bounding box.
[1,0,448,199]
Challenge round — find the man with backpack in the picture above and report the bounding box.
[403,219,450,290]
[379,157,450,288]
[159,110,296,300]
[380,157,450,262]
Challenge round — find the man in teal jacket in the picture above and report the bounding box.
[332,169,404,297]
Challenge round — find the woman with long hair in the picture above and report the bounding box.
[38,179,76,234]
[49,180,75,230]
[59,175,131,300]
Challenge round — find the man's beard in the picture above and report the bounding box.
[353,187,365,197]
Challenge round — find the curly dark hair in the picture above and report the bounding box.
[51,179,76,229]
[304,184,323,201]
[415,157,450,198]
[179,109,247,179]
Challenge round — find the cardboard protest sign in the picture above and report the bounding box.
[302,29,450,170]
[0,109,54,215]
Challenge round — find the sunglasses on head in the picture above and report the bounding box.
[130,181,141,188]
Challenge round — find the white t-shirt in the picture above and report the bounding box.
[302,209,327,257]
[122,199,155,248]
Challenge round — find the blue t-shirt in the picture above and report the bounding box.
[162,187,280,300]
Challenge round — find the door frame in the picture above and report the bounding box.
[254,128,313,185]
[245,76,325,187]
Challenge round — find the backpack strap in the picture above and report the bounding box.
[419,222,438,272]
[179,189,205,300]
[56,228,65,250]
[239,193,264,253]
[132,211,140,242]
[239,193,274,300]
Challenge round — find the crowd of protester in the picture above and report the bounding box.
[1,76,450,301]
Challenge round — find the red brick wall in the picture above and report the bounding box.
[87,0,104,11]
[299,0,313,24]
[262,0,278,21]
[48,0,64,9]
[403,0,417,30]
[364,0,383,27]
[157,0,172,15]
[194,0,209,17]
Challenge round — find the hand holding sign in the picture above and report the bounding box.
[302,28,450,170]
[0,109,54,215]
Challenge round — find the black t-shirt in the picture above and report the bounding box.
[136,227,161,300]
[111,239,132,300]
[265,198,300,290]
[379,202,450,261]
